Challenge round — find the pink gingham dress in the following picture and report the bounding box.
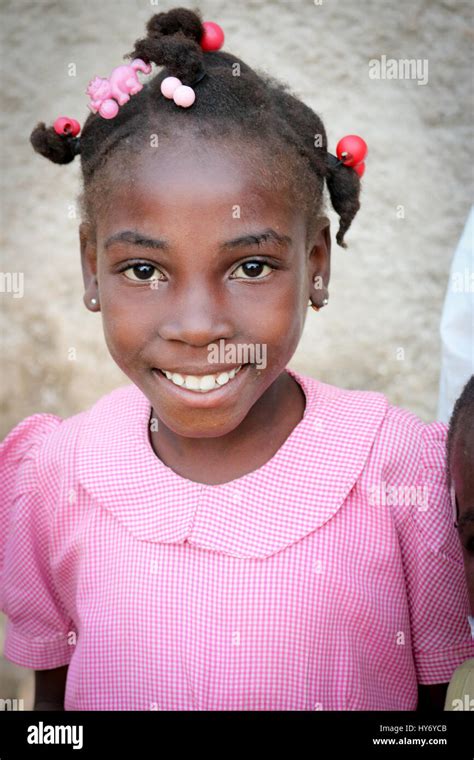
[1,368,473,710]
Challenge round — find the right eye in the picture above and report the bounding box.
[120,262,166,283]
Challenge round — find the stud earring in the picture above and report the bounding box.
[308,273,329,311]
[90,298,97,306]
[308,297,329,312]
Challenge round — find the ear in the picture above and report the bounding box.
[79,222,100,311]
[307,216,331,292]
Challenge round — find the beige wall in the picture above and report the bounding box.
[1,0,472,705]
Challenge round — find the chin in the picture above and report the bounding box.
[151,402,252,439]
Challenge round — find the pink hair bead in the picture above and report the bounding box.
[161,76,183,99]
[201,21,225,51]
[53,116,81,136]
[336,135,368,167]
[173,85,196,108]
[99,100,119,119]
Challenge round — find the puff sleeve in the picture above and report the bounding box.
[0,414,74,669]
[397,420,474,684]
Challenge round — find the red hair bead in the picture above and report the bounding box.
[354,162,365,177]
[201,21,225,51]
[336,135,367,168]
[53,117,81,137]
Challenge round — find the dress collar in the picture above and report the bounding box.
[76,368,389,558]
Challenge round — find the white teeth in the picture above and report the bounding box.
[184,375,200,390]
[159,365,243,392]
[199,375,217,391]
[216,372,230,386]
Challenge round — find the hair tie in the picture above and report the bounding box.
[70,136,81,156]
[327,135,368,177]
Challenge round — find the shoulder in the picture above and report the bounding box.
[371,400,448,485]
[1,413,63,505]
[0,384,140,501]
[361,398,454,560]
[290,367,447,481]
[300,372,456,562]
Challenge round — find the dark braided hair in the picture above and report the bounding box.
[446,374,474,490]
[29,6,361,248]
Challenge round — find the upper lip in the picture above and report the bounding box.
[153,364,246,375]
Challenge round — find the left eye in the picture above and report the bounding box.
[122,263,165,282]
[231,261,273,279]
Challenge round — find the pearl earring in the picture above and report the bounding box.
[308,297,328,312]
[308,273,329,311]
[91,298,97,306]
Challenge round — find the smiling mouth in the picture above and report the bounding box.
[153,365,245,393]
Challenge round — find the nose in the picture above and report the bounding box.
[158,281,234,346]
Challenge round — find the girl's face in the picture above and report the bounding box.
[80,139,330,438]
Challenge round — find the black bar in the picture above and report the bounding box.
[0,710,472,758]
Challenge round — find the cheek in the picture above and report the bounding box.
[234,272,306,348]
[263,291,305,358]
[227,315,300,377]
[253,309,302,362]
[100,293,153,367]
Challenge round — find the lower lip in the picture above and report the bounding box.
[151,364,253,408]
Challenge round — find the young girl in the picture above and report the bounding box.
[1,7,472,711]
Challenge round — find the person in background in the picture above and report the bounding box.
[445,375,474,710]
[437,206,473,424]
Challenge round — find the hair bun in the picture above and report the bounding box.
[145,7,203,45]
[30,122,81,165]
[127,8,204,83]
[325,156,361,247]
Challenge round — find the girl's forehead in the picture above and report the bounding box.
[115,138,287,197]
[98,143,303,239]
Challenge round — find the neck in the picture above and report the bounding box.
[149,369,305,484]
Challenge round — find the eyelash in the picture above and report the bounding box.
[117,258,276,283]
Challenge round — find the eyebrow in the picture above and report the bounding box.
[103,228,292,252]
